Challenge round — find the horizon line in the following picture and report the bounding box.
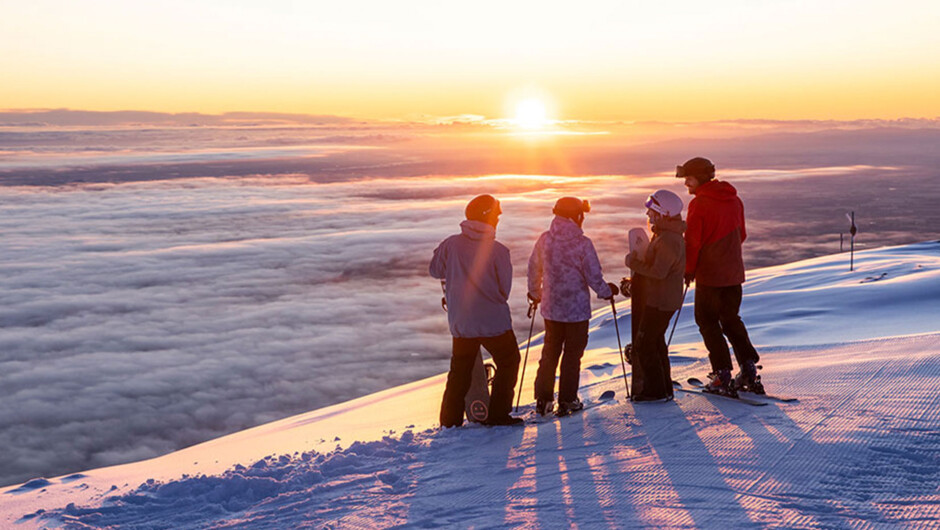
[2,108,940,130]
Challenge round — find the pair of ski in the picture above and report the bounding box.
[673,378,797,406]
[526,390,617,423]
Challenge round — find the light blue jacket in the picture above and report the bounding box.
[430,220,513,338]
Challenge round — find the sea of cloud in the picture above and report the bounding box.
[1,123,938,486]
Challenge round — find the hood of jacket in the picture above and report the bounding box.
[460,219,496,241]
[548,215,583,240]
[695,179,739,202]
[651,215,687,235]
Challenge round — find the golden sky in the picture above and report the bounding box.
[3,0,939,121]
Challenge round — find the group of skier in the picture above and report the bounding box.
[429,157,765,427]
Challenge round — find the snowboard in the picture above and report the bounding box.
[464,350,491,423]
[628,227,650,263]
[628,228,650,398]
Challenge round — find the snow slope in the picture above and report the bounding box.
[2,241,939,529]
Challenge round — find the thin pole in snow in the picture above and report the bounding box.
[847,211,857,271]
[610,298,630,399]
[515,301,537,412]
[666,284,689,349]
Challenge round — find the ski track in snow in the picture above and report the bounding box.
[5,242,940,529]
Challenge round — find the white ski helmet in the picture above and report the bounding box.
[645,189,683,217]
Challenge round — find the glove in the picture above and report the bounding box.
[619,277,632,298]
[684,272,695,287]
[604,282,619,300]
[526,292,539,318]
[624,343,633,365]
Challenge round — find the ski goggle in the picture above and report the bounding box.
[644,195,661,211]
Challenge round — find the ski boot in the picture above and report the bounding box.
[704,369,738,398]
[556,398,584,417]
[734,361,765,395]
[536,399,554,417]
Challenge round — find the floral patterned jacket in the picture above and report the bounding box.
[527,216,613,323]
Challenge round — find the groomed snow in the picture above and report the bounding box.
[2,241,939,529]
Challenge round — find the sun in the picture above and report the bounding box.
[513,99,551,130]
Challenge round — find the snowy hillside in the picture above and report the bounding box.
[2,241,939,529]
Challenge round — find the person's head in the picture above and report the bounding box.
[675,157,716,195]
[645,189,684,225]
[553,196,591,227]
[465,194,502,227]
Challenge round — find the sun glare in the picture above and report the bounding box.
[514,99,550,130]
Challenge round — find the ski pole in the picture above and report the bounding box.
[666,284,689,348]
[610,298,630,399]
[515,299,538,412]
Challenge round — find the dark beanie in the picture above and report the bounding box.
[676,157,716,181]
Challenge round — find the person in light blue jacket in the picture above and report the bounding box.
[430,194,522,427]
[528,197,618,416]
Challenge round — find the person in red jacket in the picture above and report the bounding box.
[677,157,764,396]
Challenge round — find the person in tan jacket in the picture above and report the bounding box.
[624,190,686,401]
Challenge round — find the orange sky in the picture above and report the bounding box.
[2,0,939,121]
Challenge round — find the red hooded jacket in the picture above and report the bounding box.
[685,180,747,287]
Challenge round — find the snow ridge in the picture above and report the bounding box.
[45,432,423,528]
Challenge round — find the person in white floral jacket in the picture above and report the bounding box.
[527,197,618,416]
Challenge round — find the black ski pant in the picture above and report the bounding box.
[633,306,675,401]
[534,319,589,404]
[694,284,760,373]
[440,330,520,428]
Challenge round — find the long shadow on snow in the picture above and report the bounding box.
[531,412,644,528]
[632,400,760,528]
